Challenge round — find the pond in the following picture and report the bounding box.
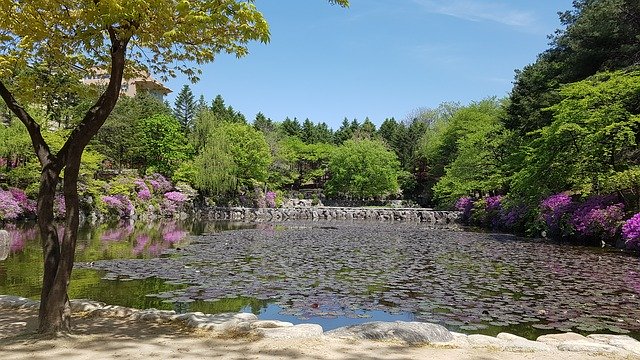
[1,219,640,340]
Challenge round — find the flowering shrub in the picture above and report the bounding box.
[134,179,152,201]
[101,194,134,218]
[266,191,277,208]
[161,191,187,215]
[145,173,172,193]
[8,188,36,215]
[500,202,530,232]
[539,193,573,237]
[570,196,624,241]
[0,189,21,220]
[455,196,474,222]
[623,213,640,249]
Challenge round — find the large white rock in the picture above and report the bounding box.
[326,321,454,345]
[587,334,640,355]
[496,333,552,352]
[557,340,627,354]
[536,332,588,345]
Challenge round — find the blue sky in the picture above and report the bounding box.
[164,0,575,130]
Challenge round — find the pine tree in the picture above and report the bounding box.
[173,85,196,132]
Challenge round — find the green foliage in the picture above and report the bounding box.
[137,114,193,176]
[93,93,172,168]
[193,121,271,195]
[505,0,640,136]
[431,99,508,205]
[511,70,640,206]
[326,138,400,199]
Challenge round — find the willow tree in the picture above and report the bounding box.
[0,0,348,334]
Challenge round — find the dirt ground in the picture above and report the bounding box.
[0,308,635,360]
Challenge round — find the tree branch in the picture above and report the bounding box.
[58,26,130,163]
[0,80,56,167]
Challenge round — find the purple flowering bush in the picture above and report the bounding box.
[500,202,530,233]
[539,193,574,238]
[134,179,152,201]
[101,194,134,218]
[623,213,640,249]
[53,194,66,219]
[455,196,474,222]
[145,173,173,193]
[161,191,188,215]
[570,195,624,242]
[265,191,277,208]
[0,189,22,220]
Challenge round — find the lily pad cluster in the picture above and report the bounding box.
[79,222,640,337]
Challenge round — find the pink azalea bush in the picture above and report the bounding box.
[0,189,22,220]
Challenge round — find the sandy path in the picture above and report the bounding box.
[0,308,633,360]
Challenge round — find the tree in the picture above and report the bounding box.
[137,114,192,176]
[194,122,271,194]
[253,112,275,133]
[173,85,197,132]
[510,70,640,209]
[0,0,348,334]
[326,139,400,199]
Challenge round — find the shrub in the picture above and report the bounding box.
[0,189,21,220]
[539,193,574,237]
[455,196,474,222]
[145,173,173,193]
[101,194,134,218]
[265,191,277,208]
[570,195,624,241]
[623,213,640,249]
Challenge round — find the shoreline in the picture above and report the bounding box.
[1,295,639,359]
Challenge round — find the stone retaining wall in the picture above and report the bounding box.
[197,206,460,223]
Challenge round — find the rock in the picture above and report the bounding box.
[257,324,324,339]
[496,333,552,352]
[326,321,454,345]
[70,299,105,312]
[557,340,625,354]
[536,332,587,344]
[251,320,294,329]
[587,334,640,355]
[468,334,508,349]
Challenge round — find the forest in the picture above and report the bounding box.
[1,0,639,248]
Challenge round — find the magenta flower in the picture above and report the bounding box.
[623,213,640,249]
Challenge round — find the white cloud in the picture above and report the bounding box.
[412,0,536,28]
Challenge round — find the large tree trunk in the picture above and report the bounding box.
[36,164,66,333]
[37,150,83,334]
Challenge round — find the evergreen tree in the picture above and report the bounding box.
[281,117,302,137]
[301,118,317,144]
[334,117,354,144]
[314,122,334,143]
[253,112,275,133]
[173,85,196,132]
[196,95,207,114]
